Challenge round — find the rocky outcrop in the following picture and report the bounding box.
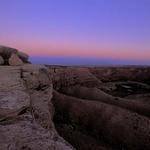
[9,53,24,66]
[0,65,74,150]
[0,46,29,65]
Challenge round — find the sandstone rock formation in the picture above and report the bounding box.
[0,46,29,65]
[0,65,74,150]
[8,53,24,66]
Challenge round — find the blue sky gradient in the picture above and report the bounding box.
[0,0,150,65]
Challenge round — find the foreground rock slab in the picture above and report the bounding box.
[0,65,74,150]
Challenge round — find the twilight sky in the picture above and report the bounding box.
[0,0,150,65]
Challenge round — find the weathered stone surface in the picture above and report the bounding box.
[0,65,74,150]
[9,53,24,66]
[0,66,29,111]
[0,56,4,65]
[22,65,54,129]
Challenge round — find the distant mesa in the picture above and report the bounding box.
[0,45,30,66]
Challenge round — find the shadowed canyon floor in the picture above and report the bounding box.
[48,65,150,150]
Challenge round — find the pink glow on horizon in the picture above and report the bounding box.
[31,48,150,61]
[0,0,150,65]
[1,38,150,61]
[12,46,150,61]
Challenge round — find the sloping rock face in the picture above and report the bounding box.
[0,46,29,65]
[48,66,102,90]
[9,53,24,66]
[62,85,150,117]
[0,65,74,150]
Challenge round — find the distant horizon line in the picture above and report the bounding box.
[1,44,150,61]
[29,56,150,66]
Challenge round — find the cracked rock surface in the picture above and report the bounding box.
[0,65,74,150]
